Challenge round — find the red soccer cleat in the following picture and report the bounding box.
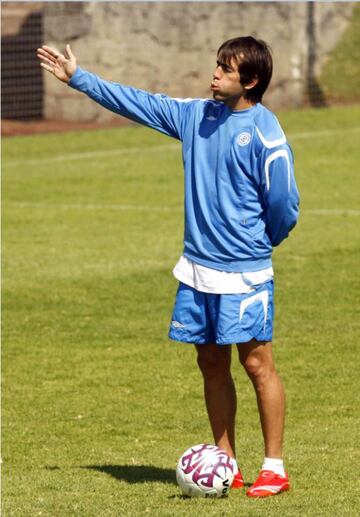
[247,470,290,497]
[231,470,244,489]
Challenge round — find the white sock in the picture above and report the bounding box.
[230,457,239,475]
[262,457,285,477]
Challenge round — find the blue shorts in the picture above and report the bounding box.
[168,281,274,345]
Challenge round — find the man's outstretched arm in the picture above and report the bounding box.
[37,44,77,83]
[36,43,193,140]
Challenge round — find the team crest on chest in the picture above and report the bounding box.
[237,132,251,146]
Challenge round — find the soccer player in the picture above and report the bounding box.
[37,36,299,497]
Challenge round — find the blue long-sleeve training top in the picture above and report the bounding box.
[69,67,300,273]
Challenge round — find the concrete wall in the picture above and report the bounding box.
[42,2,355,122]
[1,1,44,36]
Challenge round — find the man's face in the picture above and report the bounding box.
[210,56,245,106]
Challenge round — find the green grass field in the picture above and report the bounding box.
[3,104,360,516]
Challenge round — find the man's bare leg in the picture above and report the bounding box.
[237,340,285,458]
[195,344,236,458]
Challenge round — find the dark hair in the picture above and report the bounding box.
[217,36,273,103]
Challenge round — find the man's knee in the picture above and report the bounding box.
[238,341,275,386]
[196,344,231,385]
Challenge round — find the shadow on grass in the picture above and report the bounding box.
[81,464,177,485]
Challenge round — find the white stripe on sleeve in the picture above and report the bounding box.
[264,149,291,192]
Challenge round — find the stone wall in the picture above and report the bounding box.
[43,2,355,122]
[1,2,45,36]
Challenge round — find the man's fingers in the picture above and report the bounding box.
[37,47,58,64]
[41,45,62,58]
[64,44,75,60]
[40,62,55,74]
[37,43,75,82]
[37,53,55,68]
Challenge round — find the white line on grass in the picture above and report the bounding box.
[8,201,183,212]
[5,143,181,167]
[5,127,360,168]
[288,127,360,141]
[304,209,360,216]
[6,202,360,216]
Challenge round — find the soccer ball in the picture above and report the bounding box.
[176,444,235,498]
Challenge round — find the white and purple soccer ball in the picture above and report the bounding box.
[176,444,235,498]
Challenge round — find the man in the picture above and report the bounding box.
[37,36,299,497]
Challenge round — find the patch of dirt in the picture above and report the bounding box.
[1,117,132,137]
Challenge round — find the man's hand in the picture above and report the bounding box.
[37,44,77,83]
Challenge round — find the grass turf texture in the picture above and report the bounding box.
[3,105,360,516]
